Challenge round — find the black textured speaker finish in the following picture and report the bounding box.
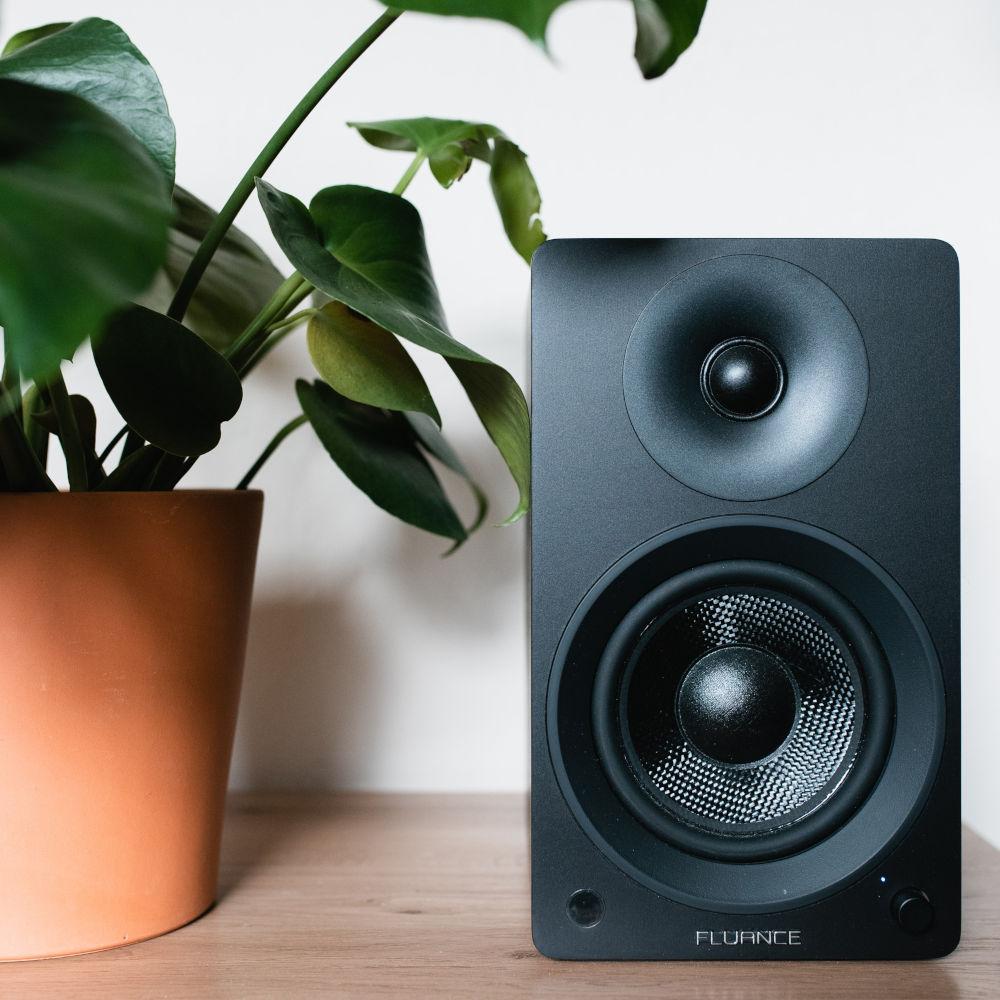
[530,239,960,961]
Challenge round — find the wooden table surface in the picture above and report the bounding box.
[0,793,996,998]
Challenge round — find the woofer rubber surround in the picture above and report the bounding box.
[547,516,944,912]
[623,255,869,501]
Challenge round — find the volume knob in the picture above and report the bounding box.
[891,888,934,934]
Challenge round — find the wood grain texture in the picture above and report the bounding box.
[0,793,996,998]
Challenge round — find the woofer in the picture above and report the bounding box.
[592,561,893,861]
[549,516,942,911]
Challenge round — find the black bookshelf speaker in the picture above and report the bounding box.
[529,239,960,960]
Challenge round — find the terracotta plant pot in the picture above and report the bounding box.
[0,490,263,961]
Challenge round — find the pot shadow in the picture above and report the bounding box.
[218,590,378,897]
[218,430,528,896]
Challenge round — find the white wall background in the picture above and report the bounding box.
[2,0,998,847]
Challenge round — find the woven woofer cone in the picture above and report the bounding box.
[595,563,892,861]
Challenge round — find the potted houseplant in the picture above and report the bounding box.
[0,1,707,961]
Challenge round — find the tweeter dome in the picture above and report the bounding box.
[530,239,959,960]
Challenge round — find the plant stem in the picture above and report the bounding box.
[266,308,318,335]
[236,414,308,489]
[0,331,54,491]
[0,387,53,491]
[22,384,49,470]
[1,337,22,426]
[392,150,427,196]
[109,11,401,489]
[270,279,315,325]
[224,272,307,367]
[47,373,89,491]
[240,309,316,377]
[98,424,129,465]
[166,9,401,324]
[148,453,190,492]
[119,428,144,462]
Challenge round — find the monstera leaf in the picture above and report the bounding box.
[0,79,171,379]
[377,0,708,79]
[94,305,243,457]
[307,302,440,423]
[297,379,467,543]
[0,17,176,184]
[258,180,530,522]
[139,187,285,351]
[348,117,544,262]
[489,138,545,264]
[405,411,489,534]
[350,118,501,186]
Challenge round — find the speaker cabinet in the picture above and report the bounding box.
[529,239,959,960]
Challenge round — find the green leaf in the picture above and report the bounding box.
[0,17,176,183]
[297,379,466,543]
[489,138,545,263]
[633,0,708,79]
[0,80,171,380]
[448,358,529,523]
[93,304,243,457]
[405,411,488,534]
[258,180,530,522]
[307,302,440,423]
[34,390,104,486]
[0,388,55,491]
[34,392,97,452]
[348,117,545,261]
[2,23,69,56]
[378,0,561,41]
[256,183,457,358]
[94,443,161,492]
[349,117,500,187]
[146,453,190,491]
[139,186,285,351]
[376,0,708,79]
